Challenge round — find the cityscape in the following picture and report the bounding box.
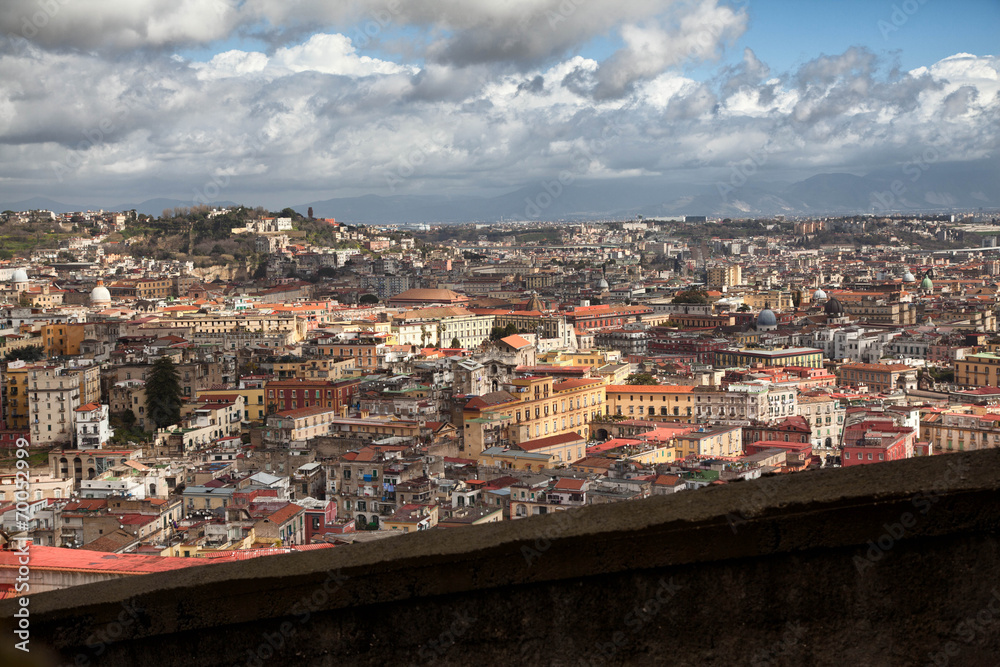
[1,0,999,665]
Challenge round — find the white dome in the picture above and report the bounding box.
[813,288,827,300]
[597,278,609,289]
[903,271,915,282]
[91,285,111,304]
[11,268,27,284]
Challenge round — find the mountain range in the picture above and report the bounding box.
[3,159,996,223]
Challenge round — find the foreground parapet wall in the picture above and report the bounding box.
[3,449,1000,666]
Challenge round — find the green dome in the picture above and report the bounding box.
[920,276,933,290]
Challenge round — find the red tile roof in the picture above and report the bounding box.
[0,545,212,575]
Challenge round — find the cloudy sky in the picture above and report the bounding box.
[0,0,997,209]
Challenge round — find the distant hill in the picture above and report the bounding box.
[3,158,996,223]
[111,199,239,217]
[0,197,237,217]
[291,158,998,223]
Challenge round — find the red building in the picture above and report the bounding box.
[265,378,361,413]
[303,500,343,543]
[842,421,916,466]
[743,416,812,446]
[744,440,813,459]
[565,304,653,332]
[648,334,728,364]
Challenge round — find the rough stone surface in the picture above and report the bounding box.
[3,449,1000,666]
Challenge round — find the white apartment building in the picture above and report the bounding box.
[75,403,113,450]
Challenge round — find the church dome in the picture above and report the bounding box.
[921,276,933,291]
[902,271,915,282]
[757,307,777,328]
[597,277,609,290]
[11,268,27,284]
[91,279,111,304]
[813,288,827,300]
[824,296,844,316]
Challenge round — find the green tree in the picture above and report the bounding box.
[359,294,380,305]
[672,290,709,304]
[625,373,659,385]
[4,345,45,362]
[737,303,751,312]
[450,337,461,349]
[145,357,183,429]
[121,408,137,430]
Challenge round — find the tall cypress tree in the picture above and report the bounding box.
[145,356,183,429]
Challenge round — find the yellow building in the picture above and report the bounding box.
[954,352,1000,388]
[537,349,623,369]
[135,277,174,299]
[40,322,86,357]
[462,376,607,459]
[605,385,698,423]
[198,386,267,423]
[715,347,824,369]
[737,291,794,311]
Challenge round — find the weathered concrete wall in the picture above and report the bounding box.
[4,449,1000,666]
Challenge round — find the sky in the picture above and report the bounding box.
[0,0,997,210]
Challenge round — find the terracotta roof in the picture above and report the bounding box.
[553,478,585,491]
[499,334,532,349]
[260,503,304,526]
[516,432,585,452]
[606,385,697,393]
[0,545,211,574]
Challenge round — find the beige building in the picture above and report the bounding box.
[674,425,744,457]
[796,394,846,449]
[263,406,341,446]
[0,472,74,503]
[28,366,83,446]
[707,264,742,290]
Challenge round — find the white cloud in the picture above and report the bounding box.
[271,34,415,77]
[0,7,997,209]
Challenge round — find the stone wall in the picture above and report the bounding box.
[3,449,1000,666]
